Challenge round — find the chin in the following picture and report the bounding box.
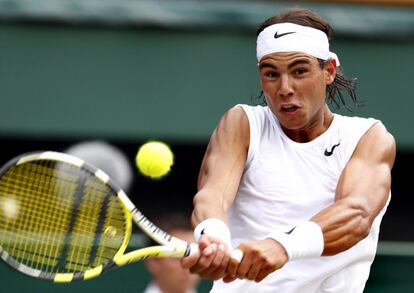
[279,119,307,131]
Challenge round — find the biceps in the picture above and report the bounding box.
[192,140,246,226]
[193,107,249,221]
[335,158,392,220]
[197,140,246,208]
[335,124,395,215]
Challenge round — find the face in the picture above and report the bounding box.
[145,229,200,293]
[258,52,336,141]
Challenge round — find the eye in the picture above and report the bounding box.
[262,70,279,79]
[293,68,308,76]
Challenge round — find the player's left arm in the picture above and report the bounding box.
[311,122,396,255]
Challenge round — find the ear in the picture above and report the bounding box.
[324,59,337,85]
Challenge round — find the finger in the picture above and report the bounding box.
[190,243,217,274]
[246,261,262,281]
[227,249,243,276]
[255,266,275,283]
[205,244,232,279]
[198,236,214,250]
[235,251,253,279]
[181,244,200,269]
[203,243,226,274]
[202,242,218,257]
[181,252,199,269]
[237,262,253,279]
[223,274,237,283]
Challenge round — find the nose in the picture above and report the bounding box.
[278,75,294,98]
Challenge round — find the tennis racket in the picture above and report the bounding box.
[0,151,202,283]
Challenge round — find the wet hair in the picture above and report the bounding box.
[255,8,362,111]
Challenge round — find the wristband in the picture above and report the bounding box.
[194,218,232,249]
[266,221,324,261]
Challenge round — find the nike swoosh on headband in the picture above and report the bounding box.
[274,31,296,39]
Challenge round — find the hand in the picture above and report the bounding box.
[181,234,232,280]
[225,238,288,283]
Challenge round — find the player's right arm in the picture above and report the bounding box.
[181,105,249,280]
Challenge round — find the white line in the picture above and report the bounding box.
[377,241,414,257]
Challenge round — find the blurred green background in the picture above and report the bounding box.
[0,0,414,292]
[0,248,413,292]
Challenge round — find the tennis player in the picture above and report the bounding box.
[182,7,396,292]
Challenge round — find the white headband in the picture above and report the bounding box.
[256,23,340,66]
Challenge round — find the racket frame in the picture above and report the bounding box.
[0,151,192,283]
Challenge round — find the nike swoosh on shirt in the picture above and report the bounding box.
[285,227,296,235]
[324,142,341,156]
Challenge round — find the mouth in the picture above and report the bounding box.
[280,104,299,113]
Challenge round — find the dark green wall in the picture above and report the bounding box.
[1,23,413,149]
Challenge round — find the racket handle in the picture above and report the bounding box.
[231,248,243,262]
[188,243,200,257]
[188,243,243,263]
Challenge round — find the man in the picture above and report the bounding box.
[143,213,200,293]
[182,8,395,293]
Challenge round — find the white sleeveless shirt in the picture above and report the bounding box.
[211,105,389,293]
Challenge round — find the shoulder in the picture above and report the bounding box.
[335,114,377,128]
[342,114,395,151]
[333,115,395,165]
[354,122,396,167]
[220,104,273,130]
[361,122,395,154]
[221,104,270,140]
[212,105,250,150]
[335,114,382,142]
[219,105,249,130]
[234,104,268,119]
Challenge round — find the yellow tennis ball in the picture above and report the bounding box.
[136,141,174,179]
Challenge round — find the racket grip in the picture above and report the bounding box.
[188,243,243,263]
[188,243,200,257]
[231,248,243,262]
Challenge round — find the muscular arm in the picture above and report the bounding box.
[311,122,396,255]
[181,106,249,279]
[192,106,249,226]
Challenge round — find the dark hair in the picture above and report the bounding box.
[255,8,362,111]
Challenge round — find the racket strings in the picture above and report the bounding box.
[63,185,120,271]
[0,162,74,270]
[0,160,128,275]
